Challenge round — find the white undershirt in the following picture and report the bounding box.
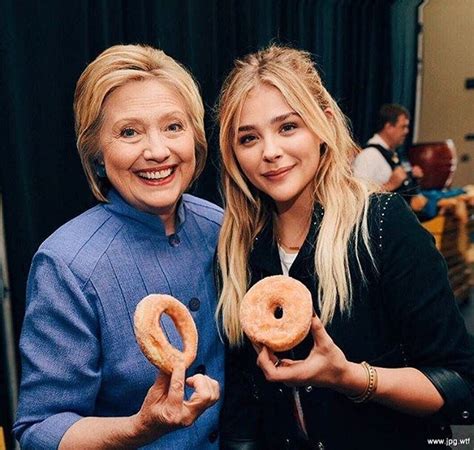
[277,244,298,276]
[277,244,309,437]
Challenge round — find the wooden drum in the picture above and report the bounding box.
[408,140,457,189]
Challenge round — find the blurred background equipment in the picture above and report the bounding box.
[408,140,457,190]
[412,0,474,309]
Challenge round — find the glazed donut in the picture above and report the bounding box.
[240,275,313,352]
[134,294,198,374]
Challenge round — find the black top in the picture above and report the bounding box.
[220,194,474,450]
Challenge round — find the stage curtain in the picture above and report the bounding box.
[0,0,420,346]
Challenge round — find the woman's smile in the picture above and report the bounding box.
[135,165,177,185]
[262,164,295,180]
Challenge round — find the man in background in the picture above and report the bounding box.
[353,103,423,195]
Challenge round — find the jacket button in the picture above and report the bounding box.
[208,430,218,442]
[168,234,180,247]
[305,385,313,393]
[462,410,470,420]
[194,364,206,375]
[188,297,200,311]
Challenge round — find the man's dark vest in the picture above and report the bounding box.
[363,143,420,201]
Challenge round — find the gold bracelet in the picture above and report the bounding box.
[347,361,378,403]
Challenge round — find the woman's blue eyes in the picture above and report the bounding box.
[281,123,297,132]
[120,128,136,138]
[239,135,256,145]
[119,123,183,138]
[167,123,183,132]
[238,123,297,145]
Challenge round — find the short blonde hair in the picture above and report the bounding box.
[74,44,207,202]
[217,46,376,345]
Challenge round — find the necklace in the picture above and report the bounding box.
[275,211,313,252]
[277,237,301,252]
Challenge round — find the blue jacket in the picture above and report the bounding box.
[14,190,225,449]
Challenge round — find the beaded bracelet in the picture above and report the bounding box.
[347,361,378,403]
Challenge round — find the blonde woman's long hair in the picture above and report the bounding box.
[216,46,378,346]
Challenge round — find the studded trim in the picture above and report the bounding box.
[313,204,325,227]
[378,193,396,251]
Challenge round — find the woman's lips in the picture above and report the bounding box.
[135,166,177,185]
[262,165,294,180]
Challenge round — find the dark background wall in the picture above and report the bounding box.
[0,0,421,445]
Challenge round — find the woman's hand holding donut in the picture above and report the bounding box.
[256,316,364,393]
[132,361,220,442]
[241,277,369,396]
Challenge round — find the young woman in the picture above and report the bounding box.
[216,46,474,450]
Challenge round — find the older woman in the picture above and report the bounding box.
[216,46,474,449]
[13,45,223,449]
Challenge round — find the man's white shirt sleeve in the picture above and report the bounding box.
[353,147,393,185]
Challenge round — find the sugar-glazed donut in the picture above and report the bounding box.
[134,294,198,374]
[240,275,313,352]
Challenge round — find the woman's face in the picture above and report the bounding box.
[234,83,321,212]
[99,78,196,218]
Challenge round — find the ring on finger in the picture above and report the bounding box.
[274,358,281,368]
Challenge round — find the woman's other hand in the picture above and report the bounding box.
[255,315,444,415]
[133,361,220,441]
[255,316,365,394]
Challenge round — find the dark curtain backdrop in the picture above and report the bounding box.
[0,0,420,442]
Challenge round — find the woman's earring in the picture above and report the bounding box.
[94,161,107,178]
